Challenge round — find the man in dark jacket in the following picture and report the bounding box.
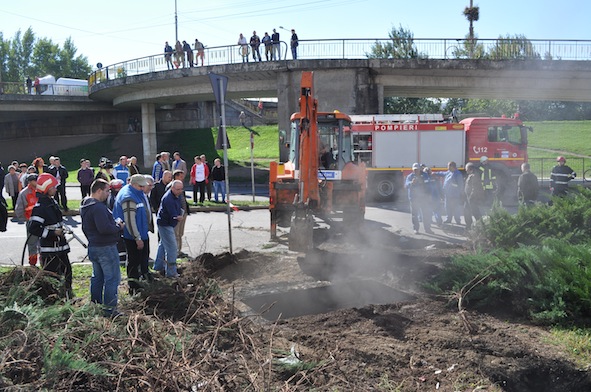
[517,163,539,205]
[47,157,69,211]
[28,173,73,296]
[81,179,125,316]
[150,170,172,213]
[154,180,184,278]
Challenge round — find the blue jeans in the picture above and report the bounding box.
[154,225,178,277]
[89,244,121,313]
[213,180,226,202]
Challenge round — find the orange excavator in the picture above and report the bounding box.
[269,71,367,251]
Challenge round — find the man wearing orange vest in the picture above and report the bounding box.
[15,174,39,265]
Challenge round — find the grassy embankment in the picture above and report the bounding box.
[526,120,591,177]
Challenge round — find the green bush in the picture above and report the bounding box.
[431,188,591,325]
[430,239,591,324]
[474,187,591,249]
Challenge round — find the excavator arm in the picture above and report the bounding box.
[290,71,319,251]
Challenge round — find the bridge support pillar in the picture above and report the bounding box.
[141,103,157,169]
[277,68,380,135]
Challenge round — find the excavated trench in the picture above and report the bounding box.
[243,279,414,321]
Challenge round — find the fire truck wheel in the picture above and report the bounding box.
[372,175,397,202]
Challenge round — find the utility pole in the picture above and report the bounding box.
[174,0,178,43]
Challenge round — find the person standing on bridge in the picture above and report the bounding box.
[238,33,249,63]
[174,40,185,68]
[183,40,193,67]
[272,28,280,60]
[250,31,262,62]
[164,41,174,70]
[262,32,272,61]
[26,77,32,94]
[194,39,205,66]
[290,29,299,60]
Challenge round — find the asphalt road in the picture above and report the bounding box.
[0,184,470,266]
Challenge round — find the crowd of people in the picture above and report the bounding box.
[162,28,299,68]
[0,152,578,316]
[403,155,575,234]
[0,151,227,317]
[164,39,207,69]
[237,28,298,63]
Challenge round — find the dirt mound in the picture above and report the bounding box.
[1,244,590,391]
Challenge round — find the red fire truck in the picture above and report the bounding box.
[350,114,532,201]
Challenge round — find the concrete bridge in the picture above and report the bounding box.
[84,58,591,165]
[3,37,591,166]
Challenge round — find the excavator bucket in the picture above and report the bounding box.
[289,209,314,252]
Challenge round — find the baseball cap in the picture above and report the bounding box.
[412,163,420,170]
[130,174,149,187]
[556,156,566,162]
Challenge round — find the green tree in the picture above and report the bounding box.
[21,28,35,80]
[0,32,8,85]
[1,28,91,83]
[463,98,517,117]
[31,37,61,78]
[368,25,423,59]
[384,97,442,114]
[488,34,540,60]
[451,34,486,59]
[6,30,23,82]
[59,37,91,79]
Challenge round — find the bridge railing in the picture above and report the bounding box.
[0,81,89,95]
[89,38,591,87]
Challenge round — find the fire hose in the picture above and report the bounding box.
[20,221,88,266]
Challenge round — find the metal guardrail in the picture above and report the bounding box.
[528,157,589,182]
[0,82,89,96]
[88,38,591,87]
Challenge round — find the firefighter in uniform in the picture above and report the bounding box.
[479,156,495,198]
[550,156,576,197]
[28,173,73,296]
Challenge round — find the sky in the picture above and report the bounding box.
[1,0,589,68]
